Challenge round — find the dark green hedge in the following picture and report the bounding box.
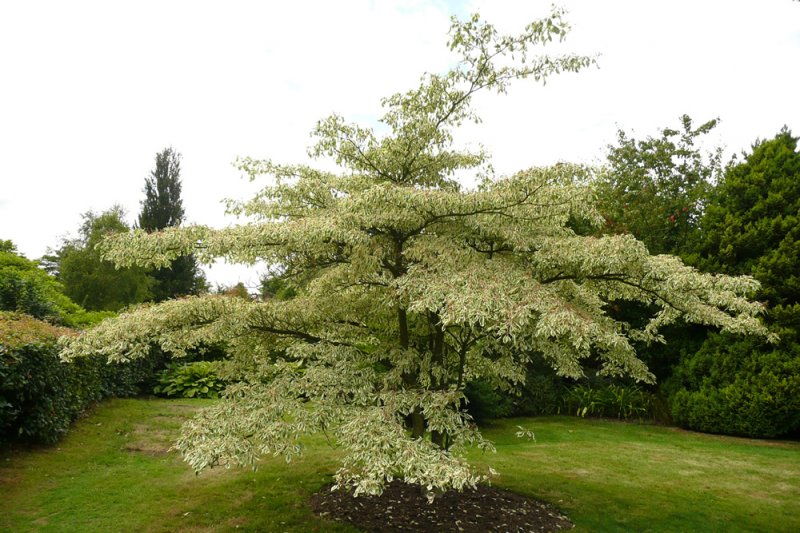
[1,342,99,443]
[1,336,167,444]
[666,330,800,438]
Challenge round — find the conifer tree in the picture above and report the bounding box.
[667,129,800,437]
[138,147,204,300]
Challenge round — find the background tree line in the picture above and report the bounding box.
[460,118,799,439]
[592,119,799,438]
[3,125,798,442]
[40,147,206,312]
[1,147,206,443]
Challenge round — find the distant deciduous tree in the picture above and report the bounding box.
[138,147,205,300]
[0,240,80,323]
[596,115,723,256]
[62,11,770,496]
[53,206,154,312]
[588,116,724,381]
[215,282,251,300]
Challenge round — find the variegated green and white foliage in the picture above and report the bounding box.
[60,9,769,497]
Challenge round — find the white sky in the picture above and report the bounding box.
[1,0,798,289]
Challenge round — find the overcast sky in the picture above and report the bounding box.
[1,0,798,289]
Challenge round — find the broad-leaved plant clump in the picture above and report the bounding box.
[61,10,770,496]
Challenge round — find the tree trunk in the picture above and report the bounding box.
[430,430,446,448]
[410,407,425,439]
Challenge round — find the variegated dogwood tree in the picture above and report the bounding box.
[61,9,769,496]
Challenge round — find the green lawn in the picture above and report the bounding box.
[1,398,798,532]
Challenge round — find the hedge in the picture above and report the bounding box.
[0,312,166,443]
[666,330,800,438]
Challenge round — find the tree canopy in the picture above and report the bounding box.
[595,115,722,256]
[139,147,185,231]
[695,128,800,306]
[50,206,154,312]
[0,241,82,324]
[587,116,725,382]
[138,147,205,301]
[62,10,770,496]
[665,128,800,438]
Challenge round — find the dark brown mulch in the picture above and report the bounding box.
[309,481,573,532]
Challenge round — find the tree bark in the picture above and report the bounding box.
[410,407,426,439]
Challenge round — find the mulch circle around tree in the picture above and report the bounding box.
[309,480,574,532]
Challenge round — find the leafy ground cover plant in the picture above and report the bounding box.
[564,383,655,420]
[154,361,226,399]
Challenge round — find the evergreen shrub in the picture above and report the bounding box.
[667,325,800,438]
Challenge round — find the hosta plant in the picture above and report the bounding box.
[153,361,226,399]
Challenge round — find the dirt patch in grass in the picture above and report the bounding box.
[0,465,23,489]
[150,415,189,424]
[119,402,205,458]
[121,426,175,456]
[161,402,204,415]
[310,480,573,532]
[121,444,171,456]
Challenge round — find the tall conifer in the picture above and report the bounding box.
[138,147,204,300]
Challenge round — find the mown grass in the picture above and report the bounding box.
[0,398,353,533]
[1,398,798,532]
[475,417,800,532]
